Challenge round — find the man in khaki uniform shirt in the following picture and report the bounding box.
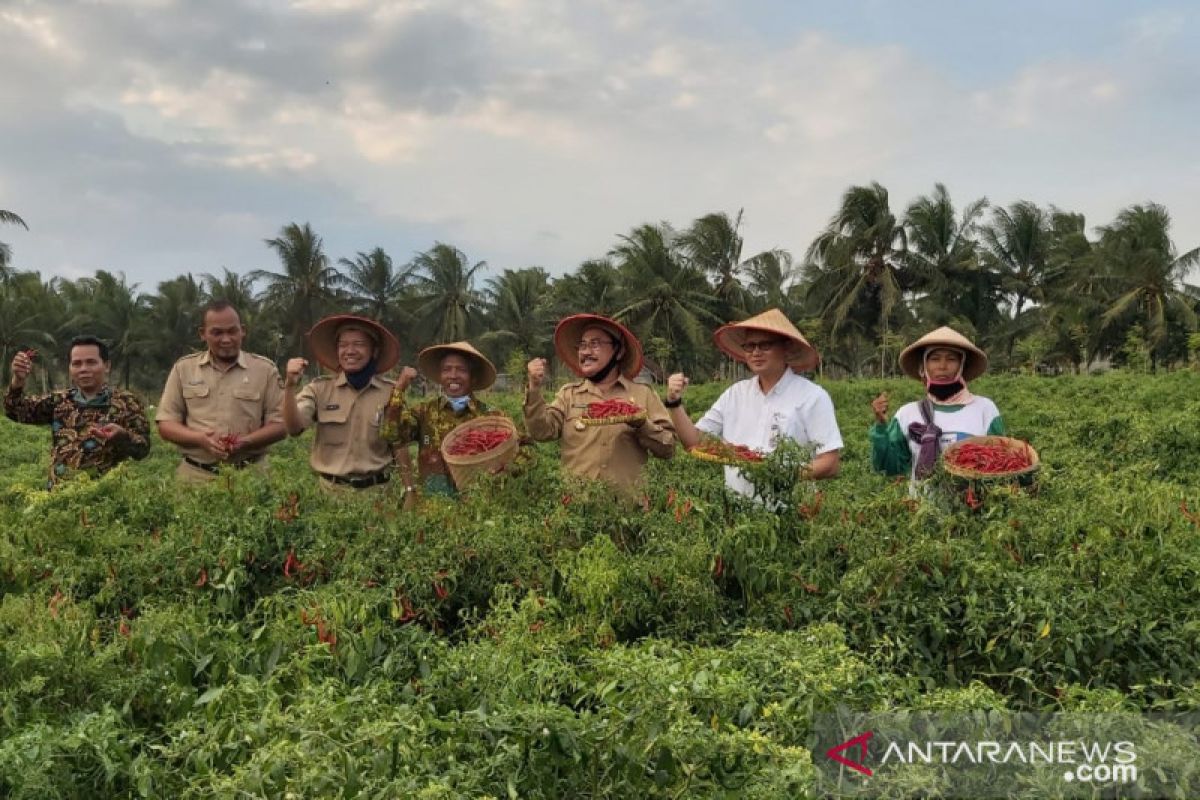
[525,314,674,490]
[281,314,399,491]
[157,300,287,483]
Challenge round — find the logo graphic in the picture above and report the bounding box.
[826,730,874,777]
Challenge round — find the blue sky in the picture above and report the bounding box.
[1,0,1197,289]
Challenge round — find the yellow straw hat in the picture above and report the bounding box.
[712,308,820,372]
[898,326,988,381]
[417,341,497,391]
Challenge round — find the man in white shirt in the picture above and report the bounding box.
[666,308,842,497]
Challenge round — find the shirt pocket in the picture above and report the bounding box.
[231,386,263,424]
[316,404,352,446]
[182,383,212,405]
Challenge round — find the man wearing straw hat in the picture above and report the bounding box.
[157,300,287,483]
[280,314,400,492]
[525,314,675,490]
[869,326,1005,484]
[380,340,502,506]
[666,308,843,498]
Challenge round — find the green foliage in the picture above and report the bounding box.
[2,372,1200,796]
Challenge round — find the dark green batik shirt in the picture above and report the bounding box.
[4,385,151,488]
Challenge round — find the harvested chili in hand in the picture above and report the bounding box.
[690,440,765,463]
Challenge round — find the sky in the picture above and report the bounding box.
[2,0,1198,288]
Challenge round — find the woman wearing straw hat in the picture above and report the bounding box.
[281,314,400,492]
[869,326,1005,483]
[525,314,675,490]
[667,308,843,498]
[380,340,502,506]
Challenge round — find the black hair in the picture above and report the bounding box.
[68,335,110,362]
[199,299,241,327]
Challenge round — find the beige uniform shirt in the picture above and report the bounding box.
[524,376,675,488]
[294,373,394,477]
[156,350,285,464]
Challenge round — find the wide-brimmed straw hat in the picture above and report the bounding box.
[417,340,497,391]
[898,326,988,381]
[554,314,644,379]
[713,308,821,372]
[306,314,401,373]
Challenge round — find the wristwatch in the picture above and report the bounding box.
[403,485,416,494]
[664,396,683,409]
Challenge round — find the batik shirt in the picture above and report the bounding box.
[380,391,501,493]
[4,385,151,488]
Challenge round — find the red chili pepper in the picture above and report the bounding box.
[21,348,37,360]
[432,581,449,601]
[1182,501,1200,526]
[691,440,764,462]
[194,568,208,588]
[583,399,643,419]
[282,549,302,578]
[446,428,512,456]
[946,442,1032,474]
[965,485,982,510]
[217,433,242,450]
[713,555,724,578]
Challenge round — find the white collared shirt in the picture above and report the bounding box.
[695,369,843,497]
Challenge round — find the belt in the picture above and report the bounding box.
[318,470,391,489]
[184,455,263,474]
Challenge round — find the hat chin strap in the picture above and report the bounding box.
[586,350,622,383]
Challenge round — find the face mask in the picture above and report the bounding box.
[926,377,965,401]
[447,395,470,412]
[345,357,378,390]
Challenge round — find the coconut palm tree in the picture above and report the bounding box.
[252,223,343,354]
[337,247,413,334]
[408,243,485,345]
[0,209,29,283]
[803,182,909,343]
[548,258,621,318]
[59,271,151,388]
[479,267,553,363]
[610,223,722,373]
[1095,204,1199,363]
[904,184,1000,335]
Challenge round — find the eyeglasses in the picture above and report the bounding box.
[741,339,780,354]
[577,338,616,352]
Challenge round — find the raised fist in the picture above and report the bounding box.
[666,372,689,403]
[527,357,548,389]
[871,392,889,424]
[284,357,309,386]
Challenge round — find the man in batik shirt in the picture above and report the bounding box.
[5,336,150,489]
[380,341,502,507]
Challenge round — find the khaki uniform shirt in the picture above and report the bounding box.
[524,376,675,488]
[156,350,285,465]
[294,373,394,477]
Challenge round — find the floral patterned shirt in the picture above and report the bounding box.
[4,384,151,489]
[380,390,502,492]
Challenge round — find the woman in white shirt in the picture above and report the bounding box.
[869,326,1005,484]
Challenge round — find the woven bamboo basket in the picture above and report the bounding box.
[687,442,766,466]
[440,415,520,489]
[941,435,1040,481]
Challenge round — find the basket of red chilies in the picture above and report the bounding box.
[440,415,520,489]
[941,435,1040,481]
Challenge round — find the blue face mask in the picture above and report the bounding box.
[447,395,470,412]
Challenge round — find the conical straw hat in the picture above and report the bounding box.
[898,326,988,381]
[554,314,644,379]
[306,314,401,373]
[417,341,497,391]
[712,308,820,372]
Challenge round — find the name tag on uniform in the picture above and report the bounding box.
[325,404,341,410]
